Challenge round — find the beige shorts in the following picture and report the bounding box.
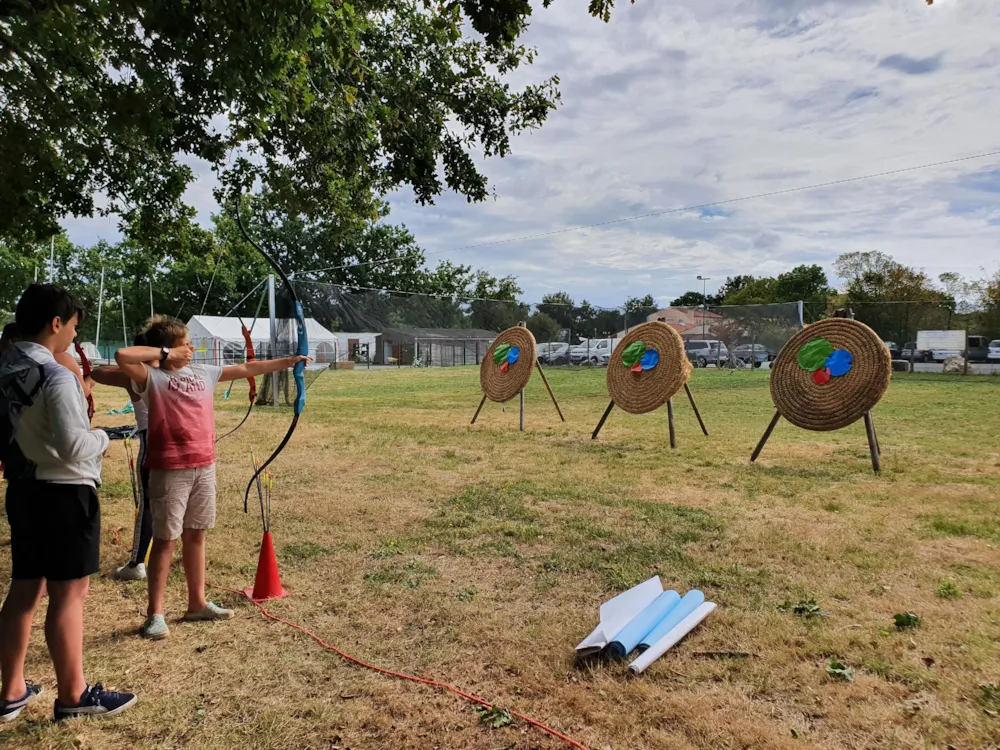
[149,464,217,541]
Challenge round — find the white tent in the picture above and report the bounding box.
[186,315,345,365]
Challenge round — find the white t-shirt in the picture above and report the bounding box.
[132,396,148,432]
[137,364,223,470]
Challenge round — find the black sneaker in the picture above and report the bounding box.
[53,683,136,720]
[0,681,42,722]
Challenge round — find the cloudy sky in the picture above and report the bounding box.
[66,0,1000,308]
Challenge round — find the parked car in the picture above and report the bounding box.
[900,343,930,362]
[732,344,769,367]
[928,335,991,362]
[537,342,570,365]
[570,338,614,365]
[883,341,901,359]
[684,339,727,368]
[988,340,1000,362]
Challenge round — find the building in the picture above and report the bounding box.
[376,327,497,366]
[645,306,723,339]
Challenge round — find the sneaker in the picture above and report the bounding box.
[53,683,136,720]
[183,602,235,622]
[113,562,146,581]
[0,681,42,722]
[140,614,169,640]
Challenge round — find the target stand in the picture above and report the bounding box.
[750,317,891,473]
[591,322,708,448]
[471,325,565,431]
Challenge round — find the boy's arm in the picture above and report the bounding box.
[219,355,311,383]
[53,351,90,398]
[47,372,109,461]
[115,345,192,389]
[91,365,139,400]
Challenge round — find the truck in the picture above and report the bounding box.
[916,331,991,362]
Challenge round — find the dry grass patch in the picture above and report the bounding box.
[1,368,999,749]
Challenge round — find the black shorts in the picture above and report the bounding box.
[5,480,101,581]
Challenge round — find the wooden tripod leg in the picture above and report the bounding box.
[864,411,881,474]
[471,394,488,425]
[535,363,566,422]
[667,398,676,449]
[869,412,881,456]
[751,410,781,463]
[592,401,614,440]
[519,389,525,432]
[684,383,708,436]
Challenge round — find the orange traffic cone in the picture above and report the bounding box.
[244,531,288,601]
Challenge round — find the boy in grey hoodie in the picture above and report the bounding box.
[0,284,136,722]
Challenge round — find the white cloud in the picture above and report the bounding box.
[65,0,1000,306]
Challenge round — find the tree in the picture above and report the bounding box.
[623,294,657,328]
[0,1,562,243]
[526,312,560,343]
[774,265,835,305]
[537,291,575,330]
[468,272,528,331]
[833,251,951,343]
[670,291,708,307]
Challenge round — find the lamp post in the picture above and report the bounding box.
[696,275,711,335]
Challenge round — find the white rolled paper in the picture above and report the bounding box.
[627,602,717,674]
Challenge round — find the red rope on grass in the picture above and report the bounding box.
[208,584,591,750]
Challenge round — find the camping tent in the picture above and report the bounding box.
[186,316,345,365]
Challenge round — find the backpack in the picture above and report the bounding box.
[0,347,45,477]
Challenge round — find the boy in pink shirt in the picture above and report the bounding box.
[115,316,310,639]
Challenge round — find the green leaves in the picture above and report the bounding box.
[1,0,562,244]
[827,659,854,682]
[894,612,922,630]
[621,341,646,367]
[475,704,513,729]
[797,337,834,371]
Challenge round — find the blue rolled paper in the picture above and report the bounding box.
[607,590,680,659]
[636,590,706,652]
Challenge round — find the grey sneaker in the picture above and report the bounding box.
[183,602,235,622]
[113,562,146,582]
[0,681,42,722]
[140,614,169,640]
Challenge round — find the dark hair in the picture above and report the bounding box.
[15,284,86,337]
[1,322,17,342]
[143,315,188,348]
[133,331,147,347]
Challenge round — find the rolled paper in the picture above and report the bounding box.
[622,341,646,367]
[811,367,831,385]
[493,343,512,365]
[637,589,705,651]
[507,345,520,365]
[825,348,852,377]
[797,337,834,371]
[607,590,681,659]
[628,602,717,674]
[640,349,659,370]
[575,576,664,658]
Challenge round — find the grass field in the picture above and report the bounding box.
[2,367,1000,749]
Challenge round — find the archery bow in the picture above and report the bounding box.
[235,206,308,512]
[216,317,258,443]
[74,339,95,421]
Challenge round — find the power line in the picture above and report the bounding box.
[298,148,1000,276]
